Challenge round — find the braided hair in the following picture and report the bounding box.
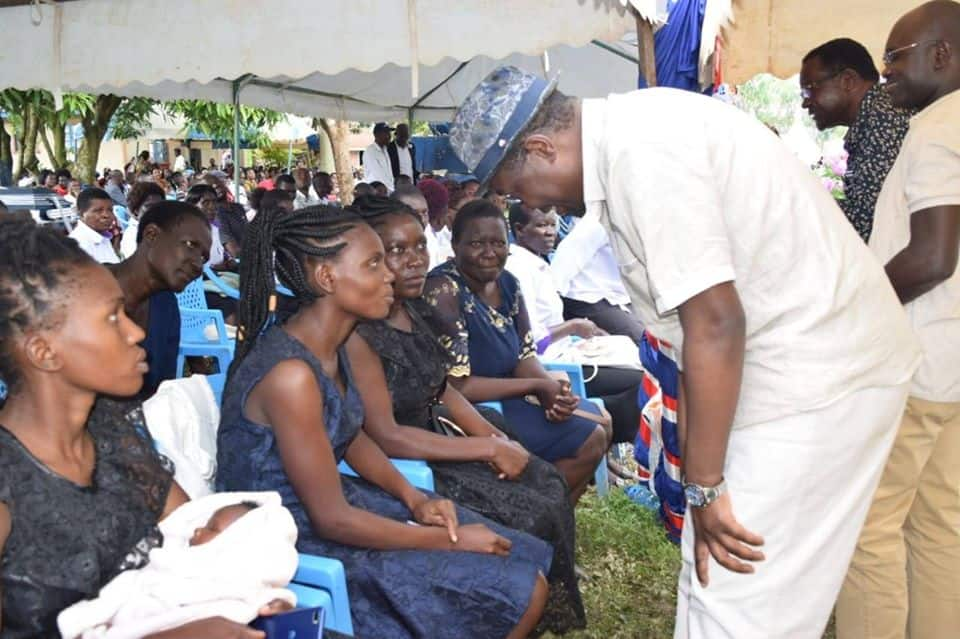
[231,205,362,373]
[351,194,422,230]
[0,218,95,395]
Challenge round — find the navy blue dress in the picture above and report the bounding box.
[423,262,600,462]
[216,327,552,639]
[140,290,180,398]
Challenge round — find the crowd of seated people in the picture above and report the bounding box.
[1,150,653,638]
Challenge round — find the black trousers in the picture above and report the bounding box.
[561,297,645,343]
[584,365,644,445]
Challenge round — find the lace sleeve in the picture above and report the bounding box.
[89,397,174,519]
[423,275,471,377]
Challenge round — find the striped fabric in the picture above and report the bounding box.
[634,330,685,542]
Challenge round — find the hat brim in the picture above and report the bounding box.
[475,75,559,190]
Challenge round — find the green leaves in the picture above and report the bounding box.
[164,99,283,148]
[110,97,159,140]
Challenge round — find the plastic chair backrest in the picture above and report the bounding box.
[203,265,296,300]
[294,553,354,636]
[175,278,208,310]
[541,361,588,398]
[203,265,241,300]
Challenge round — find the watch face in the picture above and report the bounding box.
[685,485,705,507]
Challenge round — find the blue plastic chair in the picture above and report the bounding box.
[174,278,235,392]
[113,205,129,231]
[292,554,354,636]
[337,459,435,492]
[203,264,297,299]
[203,265,241,300]
[541,360,611,497]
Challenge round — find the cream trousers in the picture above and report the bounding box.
[837,395,960,639]
[674,383,910,639]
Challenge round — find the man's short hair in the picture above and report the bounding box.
[274,174,296,189]
[501,90,579,171]
[508,201,533,233]
[76,187,113,213]
[803,38,880,82]
[137,200,208,244]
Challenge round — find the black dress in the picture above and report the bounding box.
[355,301,586,634]
[0,399,172,638]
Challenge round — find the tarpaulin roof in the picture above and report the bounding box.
[721,0,912,84]
[2,0,650,119]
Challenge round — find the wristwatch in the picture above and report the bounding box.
[683,478,727,508]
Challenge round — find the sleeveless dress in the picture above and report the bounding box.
[215,327,553,639]
[0,399,172,638]
[423,262,601,462]
[356,302,586,633]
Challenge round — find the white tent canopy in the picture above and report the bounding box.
[3,0,649,120]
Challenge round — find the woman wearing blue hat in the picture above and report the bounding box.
[447,65,921,639]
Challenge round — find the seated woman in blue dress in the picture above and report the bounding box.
[107,200,212,398]
[216,205,550,639]
[422,200,609,504]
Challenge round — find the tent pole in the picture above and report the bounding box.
[232,78,241,200]
[635,10,657,86]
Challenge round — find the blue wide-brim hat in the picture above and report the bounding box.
[449,66,558,187]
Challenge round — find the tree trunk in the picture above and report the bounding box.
[53,123,67,169]
[38,128,56,168]
[75,95,123,183]
[0,118,12,186]
[318,118,355,204]
[18,104,40,177]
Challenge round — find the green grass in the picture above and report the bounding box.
[558,489,680,639]
[552,489,836,639]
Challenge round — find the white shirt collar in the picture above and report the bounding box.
[73,220,108,244]
[509,243,549,271]
[580,98,606,204]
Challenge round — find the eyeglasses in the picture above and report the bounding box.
[800,70,843,99]
[883,39,942,65]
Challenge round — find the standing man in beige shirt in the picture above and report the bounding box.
[837,3,960,638]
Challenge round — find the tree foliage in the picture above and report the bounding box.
[164,100,283,148]
[0,89,156,179]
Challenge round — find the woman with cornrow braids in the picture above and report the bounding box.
[215,205,550,639]
[0,218,289,638]
[346,195,585,634]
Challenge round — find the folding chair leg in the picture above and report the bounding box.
[594,458,609,497]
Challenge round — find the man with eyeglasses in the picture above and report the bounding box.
[837,3,960,638]
[800,38,911,242]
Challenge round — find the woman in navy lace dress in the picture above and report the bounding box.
[216,206,550,639]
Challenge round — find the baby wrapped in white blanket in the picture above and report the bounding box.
[58,491,299,639]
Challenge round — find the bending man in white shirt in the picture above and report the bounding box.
[450,66,921,639]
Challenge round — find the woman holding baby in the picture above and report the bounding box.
[0,219,283,638]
